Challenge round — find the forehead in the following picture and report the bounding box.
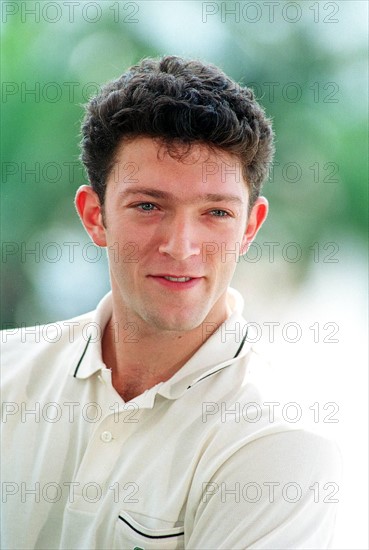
[107,136,248,200]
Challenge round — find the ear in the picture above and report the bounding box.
[75,185,107,247]
[241,197,269,254]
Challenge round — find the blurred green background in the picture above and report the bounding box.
[1,0,367,327]
[1,2,368,547]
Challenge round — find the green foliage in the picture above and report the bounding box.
[1,1,367,326]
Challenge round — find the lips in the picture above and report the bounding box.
[150,274,202,280]
[148,274,203,289]
[162,276,191,282]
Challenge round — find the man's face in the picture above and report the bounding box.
[78,137,267,333]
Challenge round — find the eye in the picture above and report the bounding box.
[209,209,230,217]
[136,202,157,212]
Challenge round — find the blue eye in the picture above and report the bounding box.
[137,203,156,211]
[210,209,229,217]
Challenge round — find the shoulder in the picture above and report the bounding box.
[193,354,342,484]
[198,396,342,482]
[236,427,342,479]
[0,310,95,391]
[1,310,93,352]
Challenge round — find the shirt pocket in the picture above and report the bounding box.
[113,510,185,550]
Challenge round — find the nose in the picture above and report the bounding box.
[158,213,201,260]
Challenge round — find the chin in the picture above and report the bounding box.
[144,311,206,333]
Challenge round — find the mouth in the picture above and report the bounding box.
[162,276,192,282]
[148,274,203,289]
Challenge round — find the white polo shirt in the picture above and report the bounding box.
[1,288,341,549]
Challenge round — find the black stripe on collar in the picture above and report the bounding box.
[234,327,248,358]
[186,327,249,390]
[73,335,92,378]
[187,365,231,389]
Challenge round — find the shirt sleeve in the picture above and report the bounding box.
[185,429,342,549]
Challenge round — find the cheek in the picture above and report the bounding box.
[105,240,141,267]
[203,248,241,276]
[214,229,246,264]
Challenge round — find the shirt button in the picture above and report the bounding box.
[100,431,113,443]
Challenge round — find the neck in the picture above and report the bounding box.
[101,297,230,402]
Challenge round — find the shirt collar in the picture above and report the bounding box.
[157,287,251,399]
[71,288,251,396]
[70,292,112,379]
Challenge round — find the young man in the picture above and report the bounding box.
[1,56,340,549]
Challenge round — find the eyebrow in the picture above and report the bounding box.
[118,188,245,205]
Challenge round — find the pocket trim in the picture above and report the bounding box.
[118,515,184,540]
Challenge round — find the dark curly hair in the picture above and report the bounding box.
[80,55,274,209]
